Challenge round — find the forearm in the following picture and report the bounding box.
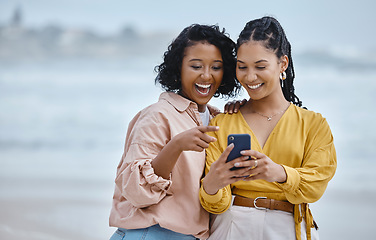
[151,139,182,179]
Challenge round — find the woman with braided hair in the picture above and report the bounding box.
[199,16,337,240]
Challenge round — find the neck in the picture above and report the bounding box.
[245,94,289,115]
[198,104,207,113]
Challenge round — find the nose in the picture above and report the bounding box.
[245,69,257,81]
[201,67,212,80]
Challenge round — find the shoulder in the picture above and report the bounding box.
[292,105,326,122]
[136,96,178,124]
[290,105,331,132]
[124,95,178,145]
[209,112,239,126]
[210,112,226,123]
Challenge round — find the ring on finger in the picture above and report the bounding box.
[253,160,258,169]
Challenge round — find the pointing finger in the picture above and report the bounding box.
[198,125,219,133]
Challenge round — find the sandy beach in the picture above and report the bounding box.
[0,148,375,240]
[1,185,375,239]
[0,150,117,240]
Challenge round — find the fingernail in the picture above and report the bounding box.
[212,137,217,141]
[240,150,245,154]
[228,143,234,147]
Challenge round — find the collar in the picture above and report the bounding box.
[159,92,198,112]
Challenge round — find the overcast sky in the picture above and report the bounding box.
[1,0,375,52]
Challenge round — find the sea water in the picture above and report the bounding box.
[0,52,375,239]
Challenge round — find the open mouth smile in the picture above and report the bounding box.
[195,83,212,95]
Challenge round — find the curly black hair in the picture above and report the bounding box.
[237,16,303,107]
[155,24,241,99]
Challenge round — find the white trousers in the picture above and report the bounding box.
[208,205,319,240]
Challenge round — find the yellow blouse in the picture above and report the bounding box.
[199,103,337,240]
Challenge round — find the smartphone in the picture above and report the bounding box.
[227,134,251,170]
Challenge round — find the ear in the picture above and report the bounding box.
[280,55,289,72]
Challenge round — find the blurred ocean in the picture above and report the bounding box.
[0,47,376,239]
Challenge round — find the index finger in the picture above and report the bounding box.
[198,125,219,133]
[240,149,264,159]
[217,143,235,163]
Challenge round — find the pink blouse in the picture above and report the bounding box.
[109,92,210,239]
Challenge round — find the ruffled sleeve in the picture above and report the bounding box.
[116,154,172,208]
[114,105,174,208]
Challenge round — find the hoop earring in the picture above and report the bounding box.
[280,71,286,80]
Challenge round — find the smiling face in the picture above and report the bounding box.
[236,41,288,102]
[180,42,223,112]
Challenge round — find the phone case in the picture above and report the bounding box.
[227,134,251,170]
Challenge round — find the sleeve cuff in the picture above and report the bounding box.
[131,159,172,191]
[277,165,300,193]
[200,185,223,203]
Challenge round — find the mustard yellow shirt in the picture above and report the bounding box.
[199,103,337,239]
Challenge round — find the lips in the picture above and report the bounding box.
[195,83,212,95]
[247,83,263,90]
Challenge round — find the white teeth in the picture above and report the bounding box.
[195,83,211,89]
[247,83,262,89]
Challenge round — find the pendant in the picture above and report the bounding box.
[267,117,272,121]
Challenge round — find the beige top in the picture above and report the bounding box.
[109,92,210,239]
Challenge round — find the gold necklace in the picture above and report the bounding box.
[254,104,290,121]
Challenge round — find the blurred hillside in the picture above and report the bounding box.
[1,6,376,72]
[0,7,174,61]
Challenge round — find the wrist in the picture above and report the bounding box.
[276,164,287,183]
[166,137,183,155]
[169,135,184,153]
[202,177,219,195]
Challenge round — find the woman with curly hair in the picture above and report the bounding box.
[109,24,241,240]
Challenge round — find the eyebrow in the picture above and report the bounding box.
[237,59,268,63]
[189,59,223,63]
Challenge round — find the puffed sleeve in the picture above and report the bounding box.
[277,117,337,204]
[199,119,232,214]
[114,109,173,208]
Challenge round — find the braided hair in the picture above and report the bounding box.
[236,16,303,107]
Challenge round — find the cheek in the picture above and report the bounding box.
[213,71,224,81]
[236,70,245,81]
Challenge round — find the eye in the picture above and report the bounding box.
[212,65,223,71]
[256,66,266,70]
[191,65,202,69]
[237,65,247,70]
